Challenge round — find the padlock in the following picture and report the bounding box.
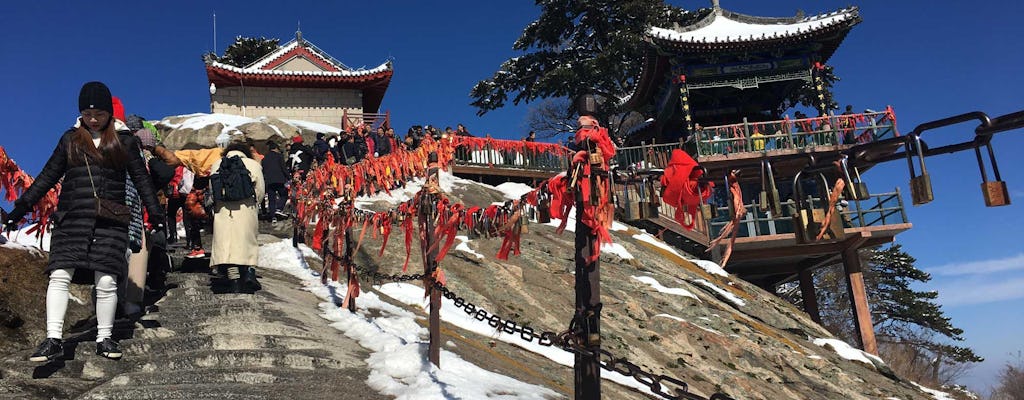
[700,203,712,220]
[851,166,870,201]
[975,142,1010,207]
[759,160,781,214]
[621,183,640,222]
[537,199,551,224]
[839,156,868,201]
[906,135,933,205]
[520,211,529,234]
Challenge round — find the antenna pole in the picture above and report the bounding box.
[213,11,217,55]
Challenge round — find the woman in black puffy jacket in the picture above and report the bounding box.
[4,82,164,362]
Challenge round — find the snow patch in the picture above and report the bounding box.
[692,279,745,307]
[494,182,535,200]
[454,236,485,260]
[632,276,699,300]
[257,239,559,399]
[812,338,886,367]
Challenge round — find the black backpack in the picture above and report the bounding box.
[211,155,256,203]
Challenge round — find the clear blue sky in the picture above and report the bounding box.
[2,0,1021,393]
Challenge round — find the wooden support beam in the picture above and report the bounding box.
[842,246,877,355]
[798,267,822,324]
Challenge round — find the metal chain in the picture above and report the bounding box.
[319,248,734,400]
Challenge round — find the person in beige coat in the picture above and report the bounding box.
[209,141,265,293]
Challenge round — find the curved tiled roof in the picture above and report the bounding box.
[207,60,392,79]
[649,6,860,45]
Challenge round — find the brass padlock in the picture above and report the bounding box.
[976,143,1011,207]
[700,203,712,220]
[906,135,933,205]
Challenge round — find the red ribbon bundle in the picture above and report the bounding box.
[660,149,712,230]
[0,146,60,238]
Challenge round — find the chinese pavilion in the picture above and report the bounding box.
[615,2,913,355]
[204,31,393,129]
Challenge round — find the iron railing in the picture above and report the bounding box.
[702,189,908,239]
[695,108,899,157]
[451,142,571,172]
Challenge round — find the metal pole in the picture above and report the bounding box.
[574,184,602,399]
[422,152,442,367]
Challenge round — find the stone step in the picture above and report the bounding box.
[129,348,343,372]
[79,381,380,400]
[0,375,95,399]
[122,334,325,354]
[86,366,361,387]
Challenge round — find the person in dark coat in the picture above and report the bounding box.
[3,82,164,362]
[287,135,313,179]
[260,141,289,218]
[374,126,392,157]
[312,132,330,164]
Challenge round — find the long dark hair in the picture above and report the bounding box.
[66,118,127,167]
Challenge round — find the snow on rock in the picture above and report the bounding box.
[158,113,260,135]
[692,279,746,307]
[632,276,699,300]
[494,182,535,200]
[600,243,634,260]
[632,232,729,277]
[812,338,886,368]
[1,223,50,253]
[454,236,485,260]
[652,314,723,336]
[281,118,343,135]
[909,382,957,400]
[257,239,559,400]
[355,171,473,209]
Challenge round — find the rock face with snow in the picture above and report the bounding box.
[155,113,339,151]
[346,172,944,400]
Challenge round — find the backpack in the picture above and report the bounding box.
[210,155,256,203]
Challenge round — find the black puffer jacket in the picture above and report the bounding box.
[12,129,163,279]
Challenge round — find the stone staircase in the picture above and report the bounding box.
[0,231,388,400]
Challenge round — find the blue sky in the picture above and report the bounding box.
[2,0,1022,393]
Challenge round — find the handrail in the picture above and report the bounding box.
[700,189,907,239]
[693,109,899,157]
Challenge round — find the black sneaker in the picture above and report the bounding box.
[28,338,63,362]
[95,338,123,360]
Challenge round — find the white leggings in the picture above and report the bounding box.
[46,269,117,342]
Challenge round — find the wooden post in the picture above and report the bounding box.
[842,247,877,354]
[344,224,356,313]
[798,268,822,324]
[421,152,442,367]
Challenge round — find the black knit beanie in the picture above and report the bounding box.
[78,81,113,114]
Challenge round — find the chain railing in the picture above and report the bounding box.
[322,248,735,400]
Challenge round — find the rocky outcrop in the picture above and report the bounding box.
[154,114,336,151]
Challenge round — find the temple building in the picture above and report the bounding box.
[204,31,393,129]
[616,2,912,355]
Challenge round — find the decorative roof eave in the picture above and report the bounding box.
[206,61,392,84]
[649,6,860,46]
[649,21,857,54]
[206,65,393,112]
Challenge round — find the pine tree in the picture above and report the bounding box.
[209,36,280,68]
[469,0,697,119]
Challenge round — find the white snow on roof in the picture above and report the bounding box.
[210,59,391,77]
[692,278,746,307]
[632,276,699,300]
[650,8,856,43]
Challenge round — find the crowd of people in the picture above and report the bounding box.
[1,81,563,363]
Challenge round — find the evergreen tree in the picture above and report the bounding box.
[207,36,280,68]
[469,0,698,120]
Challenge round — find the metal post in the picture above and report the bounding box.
[421,152,442,367]
[798,268,822,323]
[574,181,602,399]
